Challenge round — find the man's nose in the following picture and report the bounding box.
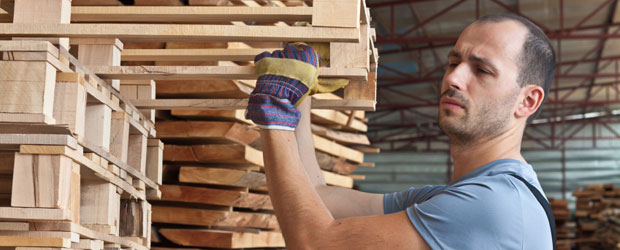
[442,64,469,92]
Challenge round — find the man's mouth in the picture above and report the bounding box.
[440,97,465,109]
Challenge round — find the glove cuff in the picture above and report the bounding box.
[246,94,301,131]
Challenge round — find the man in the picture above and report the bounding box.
[245,13,555,249]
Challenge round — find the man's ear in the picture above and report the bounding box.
[515,85,544,119]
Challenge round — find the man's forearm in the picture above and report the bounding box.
[293,98,384,218]
[260,129,334,247]
[294,98,326,188]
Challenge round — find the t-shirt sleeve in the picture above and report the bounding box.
[387,179,523,249]
[384,185,446,214]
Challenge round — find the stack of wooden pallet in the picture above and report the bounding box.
[550,198,575,250]
[121,1,377,249]
[0,1,163,249]
[572,184,620,249]
[0,0,377,248]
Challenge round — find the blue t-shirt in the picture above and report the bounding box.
[384,159,552,250]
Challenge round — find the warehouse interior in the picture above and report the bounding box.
[0,0,617,249]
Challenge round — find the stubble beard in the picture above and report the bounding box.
[439,90,516,147]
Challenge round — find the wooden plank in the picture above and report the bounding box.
[71,239,103,250]
[311,124,370,145]
[0,40,59,57]
[91,65,367,81]
[0,207,71,221]
[312,134,364,163]
[312,0,360,28]
[156,79,252,99]
[179,167,266,188]
[159,184,272,210]
[0,222,29,231]
[0,236,70,247]
[32,222,148,250]
[152,206,277,229]
[170,109,251,123]
[322,170,353,188]
[72,6,312,23]
[158,228,285,248]
[163,144,263,167]
[0,23,360,42]
[130,98,376,111]
[122,48,281,61]
[0,134,77,149]
[312,109,368,131]
[156,121,259,145]
[315,151,358,175]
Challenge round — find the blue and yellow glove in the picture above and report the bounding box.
[245,43,319,131]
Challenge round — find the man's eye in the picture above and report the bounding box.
[477,68,490,74]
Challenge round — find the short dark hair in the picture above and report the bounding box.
[476,13,555,123]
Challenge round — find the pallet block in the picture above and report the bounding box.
[146,139,163,186]
[10,153,73,209]
[80,180,120,236]
[0,60,57,123]
[53,72,87,143]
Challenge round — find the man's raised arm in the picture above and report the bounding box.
[294,97,384,218]
[245,44,430,249]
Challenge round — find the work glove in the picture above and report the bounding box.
[245,43,320,131]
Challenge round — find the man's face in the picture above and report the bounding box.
[438,20,528,144]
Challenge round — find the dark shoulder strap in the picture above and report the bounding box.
[509,174,556,250]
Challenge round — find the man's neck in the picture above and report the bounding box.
[450,124,526,181]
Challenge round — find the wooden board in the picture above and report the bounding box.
[312,0,360,28]
[312,134,364,164]
[0,236,71,247]
[311,124,370,145]
[131,98,376,111]
[156,79,252,99]
[72,6,312,23]
[158,228,285,248]
[178,167,266,188]
[91,65,367,81]
[122,48,281,61]
[315,151,358,175]
[170,109,251,123]
[152,206,277,229]
[0,207,72,221]
[0,23,359,42]
[312,109,368,131]
[159,184,272,210]
[322,170,354,188]
[163,144,263,167]
[156,121,259,145]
